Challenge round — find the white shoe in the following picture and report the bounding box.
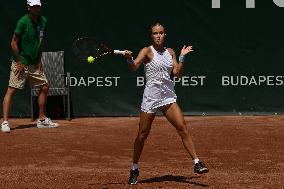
[1,121,11,133]
[37,118,59,128]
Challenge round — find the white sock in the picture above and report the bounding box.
[131,163,139,170]
[193,158,200,164]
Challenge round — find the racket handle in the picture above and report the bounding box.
[114,50,132,55]
[114,50,125,55]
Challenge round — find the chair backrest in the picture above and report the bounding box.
[41,51,65,88]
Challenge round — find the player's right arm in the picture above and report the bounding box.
[11,33,20,62]
[11,33,25,76]
[124,47,149,72]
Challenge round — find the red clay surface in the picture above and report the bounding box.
[0,116,283,189]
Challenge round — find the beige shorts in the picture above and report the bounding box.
[8,61,48,90]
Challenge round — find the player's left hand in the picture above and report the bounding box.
[180,45,194,56]
[35,62,43,74]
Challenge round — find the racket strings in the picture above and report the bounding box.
[72,38,112,60]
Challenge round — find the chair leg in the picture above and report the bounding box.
[66,72,71,121]
[67,91,71,121]
[63,95,66,118]
[31,95,34,121]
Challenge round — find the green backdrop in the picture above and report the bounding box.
[1,0,284,116]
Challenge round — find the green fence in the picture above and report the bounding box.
[1,0,284,116]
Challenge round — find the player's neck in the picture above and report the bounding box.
[28,13,39,23]
[153,44,165,52]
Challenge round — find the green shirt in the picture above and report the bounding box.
[13,14,47,65]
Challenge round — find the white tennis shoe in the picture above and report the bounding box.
[37,118,59,128]
[1,121,11,133]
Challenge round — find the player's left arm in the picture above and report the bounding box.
[168,48,183,78]
[170,45,194,78]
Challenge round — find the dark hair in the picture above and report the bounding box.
[148,22,166,36]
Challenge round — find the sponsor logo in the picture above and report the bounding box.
[69,76,120,87]
[67,75,284,87]
[222,75,284,86]
[67,76,206,87]
[136,76,206,87]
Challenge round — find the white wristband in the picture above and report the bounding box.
[179,55,185,63]
[127,57,135,64]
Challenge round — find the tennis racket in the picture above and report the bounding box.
[72,37,129,63]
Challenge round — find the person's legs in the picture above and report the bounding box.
[1,87,17,132]
[2,61,26,132]
[36,84,58,128]
[38,84,48,120]
[2,87,17,122]
[161,103,198,159]
[161,102,208,174]
[128,111,156,185]
[27,64,58,128]
[133,111,156,164]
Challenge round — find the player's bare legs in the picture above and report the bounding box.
[36,84,58,128]
[133,111,156,163]
[38,84,49,120]
[161,102,198,159]
[129,111,156,184]
[161,102,209,174]
[1,87,17,132]
[2,87,17,122]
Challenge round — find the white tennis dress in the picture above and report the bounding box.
[141,46,177,113]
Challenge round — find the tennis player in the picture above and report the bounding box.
[1,0,58,133]
[123,22,209,185]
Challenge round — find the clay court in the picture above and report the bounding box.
[0,116,283,189]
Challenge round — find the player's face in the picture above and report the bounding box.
[151,25,166,46]
[28,5,41,16]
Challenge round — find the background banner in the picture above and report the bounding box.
[1,0,284,116]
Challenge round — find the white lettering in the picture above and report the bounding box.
[182,76,190,86]
[267,76,274,86]
[173,77,181,86]
[199,76,206,86]
[258,76,266,85]
[241,76,249,85]
[88,77,95,86]
[78,77,86,86]
[276,76,284,85]
[68,76,120,87]
[249,76,257,85]
[70,76,77,87]
[222,76,284,86]
[113,77,119,86]
[222,76,230,86]
[189,76,198,86]
[96,77,103,87]
[137,77,144,87]
[105,77,112,87]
